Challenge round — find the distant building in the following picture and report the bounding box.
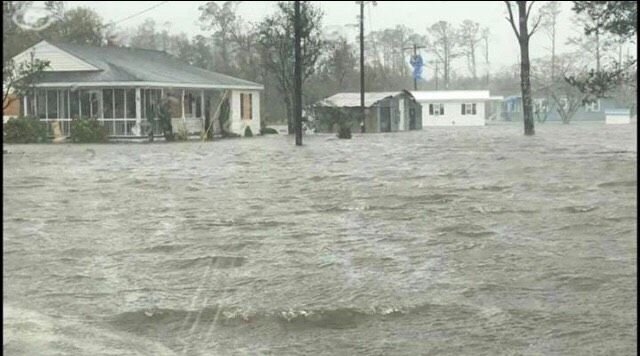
[3,89,20,123]
[8,40,264,138]
[312,90,422,133]
[411,90,499,126]
[501,95,631,123]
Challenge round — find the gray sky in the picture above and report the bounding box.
[67,1,634,76]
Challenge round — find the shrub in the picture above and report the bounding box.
[3,116,49,143]
[260,127,279,135]
[175,123,189,141]
[244,126,253,137]
[69,117,108,143]
[337,124,352,139]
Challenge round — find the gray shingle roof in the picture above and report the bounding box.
[36,41,263,89]
[315,90,414,108]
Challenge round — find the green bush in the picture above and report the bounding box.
[69,117,108,143]
[3,116,49,143]
[244,126,253,137]
[260,127,278,135]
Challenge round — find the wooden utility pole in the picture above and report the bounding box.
[357,1,376,133]
[359,1,365,133]
[294,0,302,146]
[403,44,426,90]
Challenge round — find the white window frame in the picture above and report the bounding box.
[462,103,476,115]
[584,99,600,112]
[430,103,444,116]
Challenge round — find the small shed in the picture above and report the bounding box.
[312,90,422,133]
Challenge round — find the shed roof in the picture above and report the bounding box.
[315,90,413,108]
[410,90,491,101]
[23,41,263,90]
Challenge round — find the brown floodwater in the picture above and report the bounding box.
[3,122,637,355]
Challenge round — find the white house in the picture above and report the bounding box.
[9,40,263,138]
[411,90,492,126]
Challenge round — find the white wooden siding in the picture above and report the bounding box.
[11,41,98,72]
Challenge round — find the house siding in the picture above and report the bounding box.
[420,100,486,126]
[12,41,98,72]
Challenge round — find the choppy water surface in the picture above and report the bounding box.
[3,123,637,355]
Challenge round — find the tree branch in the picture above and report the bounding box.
[528,13,543,38]
[525,0,536,20]
[504,1,521,39]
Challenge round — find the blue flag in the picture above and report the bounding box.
[410,54,424,80]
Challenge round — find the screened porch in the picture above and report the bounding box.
[23,87,209,137]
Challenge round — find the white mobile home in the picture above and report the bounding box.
[411,90,492,126]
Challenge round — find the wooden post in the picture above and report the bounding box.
[294,0,303,146]
[200,89,205,133]
[359,0,365,133]
[135,88,141,136]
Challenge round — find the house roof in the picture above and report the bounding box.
[315,90,414,108]
[410,90,491,101]
[27,41,263,90]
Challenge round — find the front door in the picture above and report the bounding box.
[380,107,391,132]
[409,107,416,130]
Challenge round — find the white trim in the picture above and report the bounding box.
[33,81,264,90]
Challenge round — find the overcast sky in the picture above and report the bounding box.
[67,1,634,76]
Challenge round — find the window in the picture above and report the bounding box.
[240,93,252,120]
[47,89,58,119]
[185,92,194,117]
[461,103,476,115]
[584,99,600,112]
[70,90,80,119]
[429,103,444,116]
[559,98,569,111]
[125,89,136,119]
[89,91,101,118]
[534,99,548,113]
[114,89,125,118]
[58,89,68,119]
[36,89,47,119]
[196,93,202,118]
[103,89,113,119]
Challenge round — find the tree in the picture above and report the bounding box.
[257,1,323,134]
[130,19,159,50]
[3,56,50,112]
[427,21,460,89]
[481,27,491,85]
[505,1,543,136]
[539,1,561,82]
[198,1,242,74]
[458,20,481,80]
[567,1,637,101]
[572,1,637,40]
[322,35,358,90]
[45,7,105,46]
[567,10,616,72]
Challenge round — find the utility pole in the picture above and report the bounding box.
[403,43,426,90]
[357,1,376,133]
[294,0,302,146]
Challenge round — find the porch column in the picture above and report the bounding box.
[181,89,185,120]
[200,90,205,131]
[23,96,28,116]
[135,88,141,136]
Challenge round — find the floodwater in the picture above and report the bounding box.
[3,122,637,355]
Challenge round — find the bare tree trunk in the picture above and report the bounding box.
[595,30,601,72]
[551,18,556,83]
[518,3,535,135]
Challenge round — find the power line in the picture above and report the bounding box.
[109,1,170,26]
